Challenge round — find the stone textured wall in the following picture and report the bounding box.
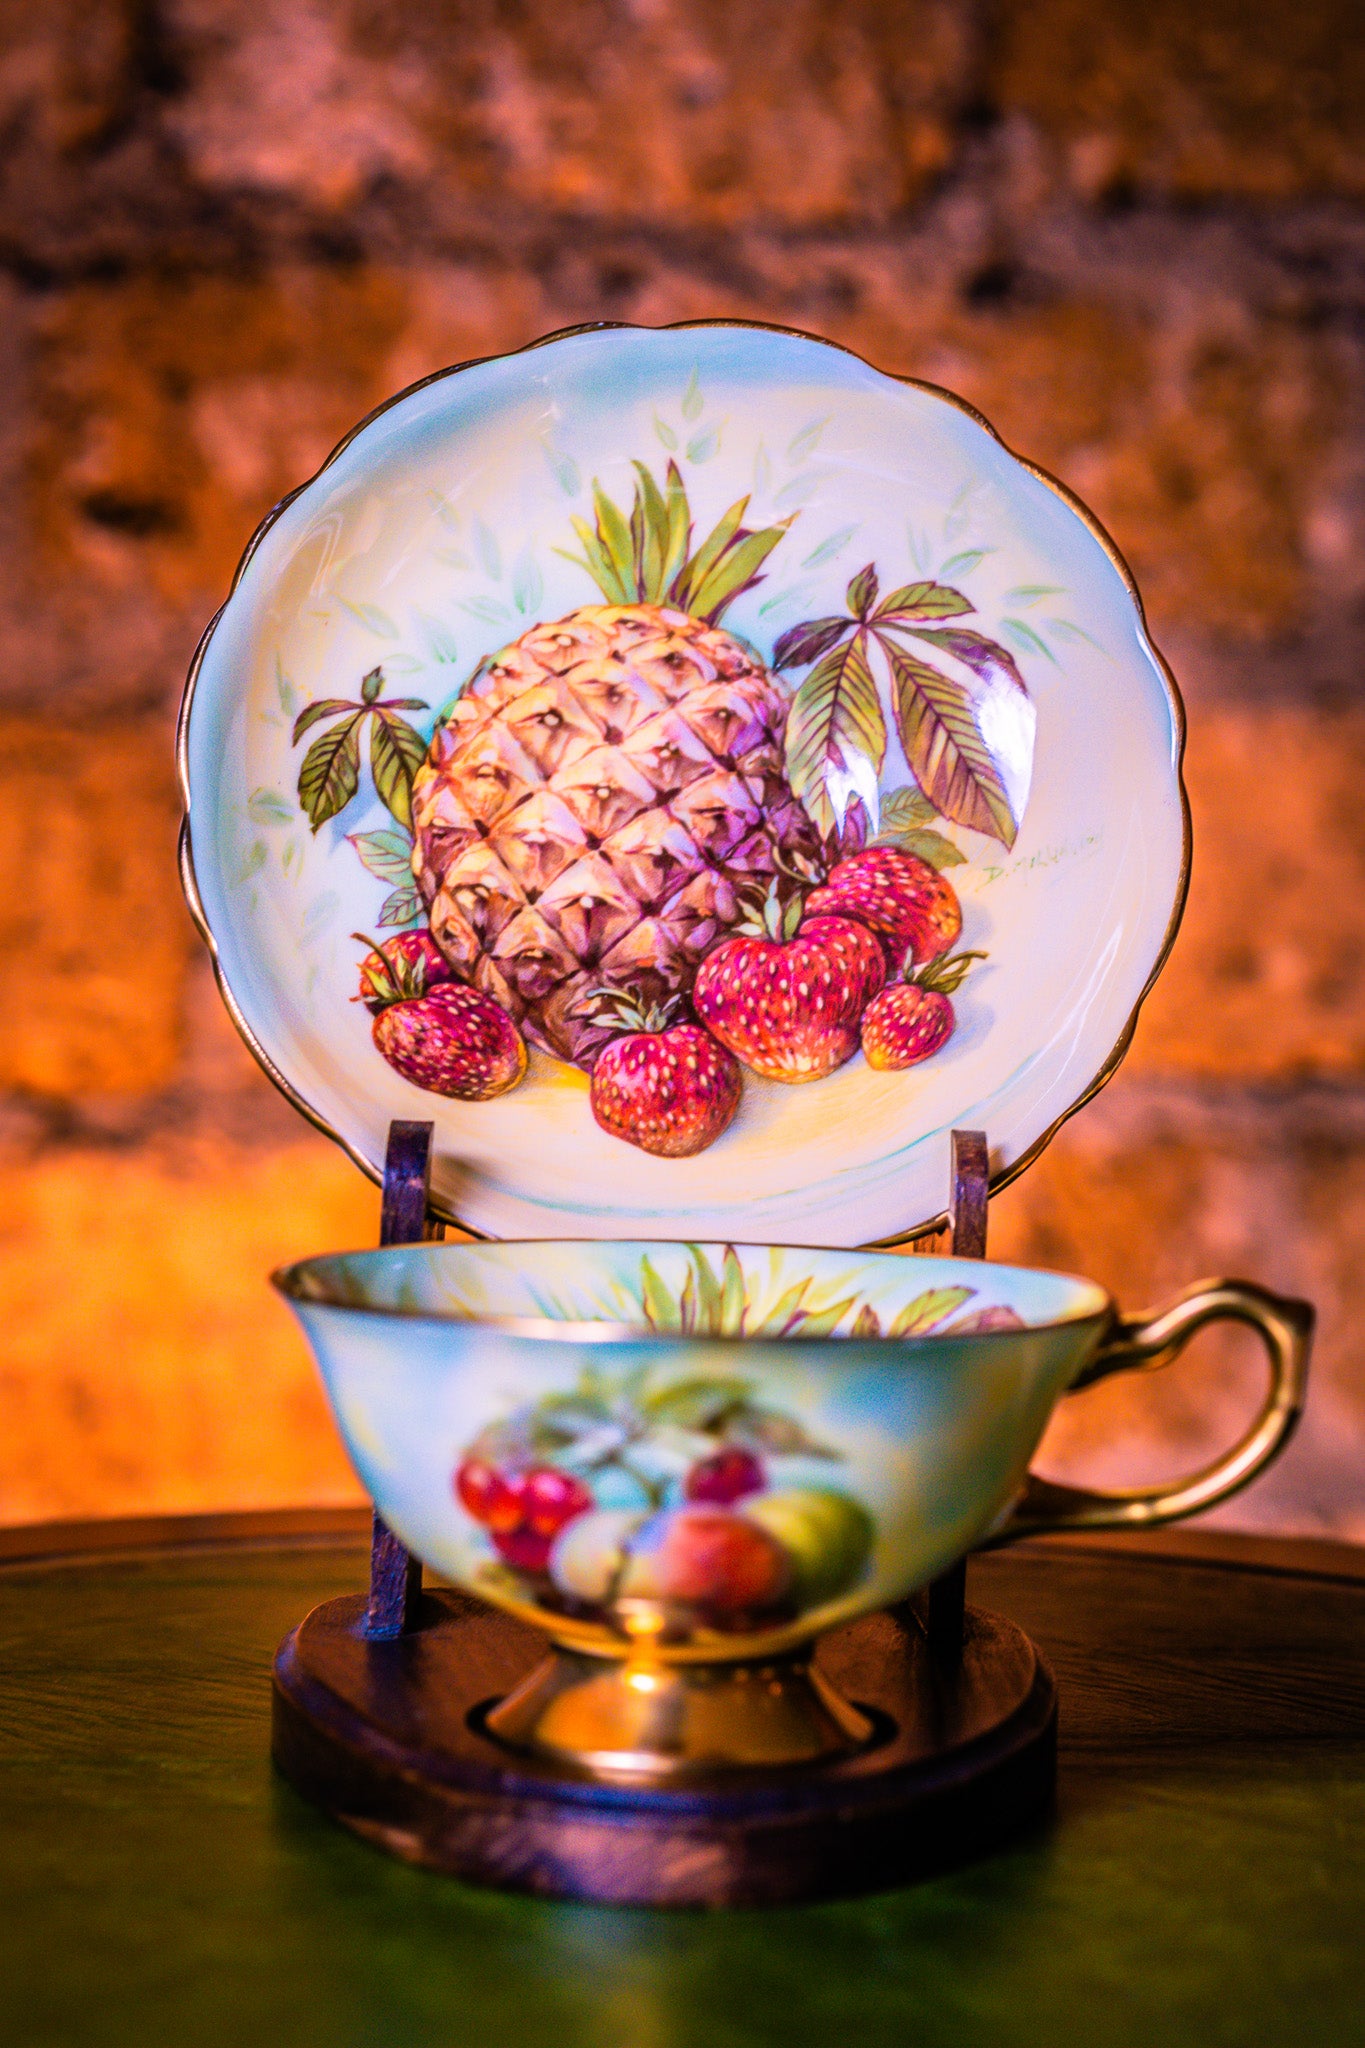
[1,0,1362,1534]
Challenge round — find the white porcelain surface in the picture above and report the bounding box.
[183,321,1186,1244]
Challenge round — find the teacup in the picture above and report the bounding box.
[276,1239,1310,1776]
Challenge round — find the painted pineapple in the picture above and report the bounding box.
[409,465,822,1067]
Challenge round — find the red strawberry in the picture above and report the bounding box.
[692,885,886,1083]
[356,930,527,1099]
[581,989,741,1156]
[357,930,452,1014]
[860,950,985,1070]
[805,847,962,968]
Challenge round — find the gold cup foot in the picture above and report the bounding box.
[483,1643,875,1777]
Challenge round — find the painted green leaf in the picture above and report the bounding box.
[660,461,691,595]
[889,1286,975,1338]
[639,1257,678,1334]
[654,416,678,451]
[886,827,967,868]
[883,639,1016,848]
[1000,617,1057,664]
[681,368,703,422]
[274,657,299,716]
[787,416,830,464]
[771,614,852,671]
[292,697,358,744]
[852,1304,881,1339]
[678,1264,697,1334]
[723,1406,837,1457]
[875,784,938,832]
[377,882,424,928]
[721,1246,745,1336]
[687,520,790,623]
[939,550,992,579]
[688,1246,723,1333]
[1003,584,1064,605]
[630,461,670,602]
[901,623,1027,696]
[672,494,747,612]
[473,516,502,580]
[875,582,974,623]
[784,630,886,837]
[458,596,514,627]
[794,1295,860,1339]
[237,838,267,884]
[643,1376,753,1426]
[247,788,294,827]
[802,525,857,569]
[774,468,832,510]
[347,827,415,883]
[415,611,459,664]
[1046,617,1103,650]
[542,441,580,495]
[758,583,815,619]
[591,481,636,596]
[340,600,399,638]
[686,426,720,464]
[370,714,426,831]
[298,713,362,829]
[847,563,879,619]
[753,1276,814,1337]
[512,545,544,616]
[360,666,384,704]
[302,888,340,933]
[376,696,429,713]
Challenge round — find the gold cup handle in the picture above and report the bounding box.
[986,1279,1314,1543]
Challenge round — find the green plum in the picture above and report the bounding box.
[741,1488,873,1605]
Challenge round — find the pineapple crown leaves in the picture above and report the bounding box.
[292,667,429,834]
[572,984,687,1038]
[772,561,1030,852]
[557,459,794,625]
[631,1244,976,1350]
[903,947,988,996]
[733,877,805,943]
[350,931,430,1009]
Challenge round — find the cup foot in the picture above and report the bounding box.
[482,1645,876,1775]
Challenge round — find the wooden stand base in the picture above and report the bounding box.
[272,1588,1056,1907]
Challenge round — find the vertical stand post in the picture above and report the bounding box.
[925,1129,990,1661]
[364,1120,438,1640]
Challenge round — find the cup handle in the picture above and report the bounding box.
[984,1279,1314,1544]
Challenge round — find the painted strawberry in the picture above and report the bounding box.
[692,884,886,1083]
[356,931,528,1099]
[356,930,452,1014]
[860,949,985,1070]
[581,989,741,1157]
[804,847,962,968]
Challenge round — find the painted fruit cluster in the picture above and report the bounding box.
[452,1374,873,1632]
[295,457,1031,1155]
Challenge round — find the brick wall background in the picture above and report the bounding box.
[1,0,1362,1534]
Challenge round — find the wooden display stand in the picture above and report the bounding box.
[272,1127,1057,1907]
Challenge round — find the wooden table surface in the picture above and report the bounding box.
[3,1513,1363,2048]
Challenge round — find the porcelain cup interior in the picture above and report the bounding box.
[278,1239,1111,1662]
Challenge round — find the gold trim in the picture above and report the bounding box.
[177,318,1192,1244]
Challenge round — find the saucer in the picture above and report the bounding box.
[179,320,1188,1245]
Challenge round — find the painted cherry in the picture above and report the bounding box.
[684,1448,766,1505]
